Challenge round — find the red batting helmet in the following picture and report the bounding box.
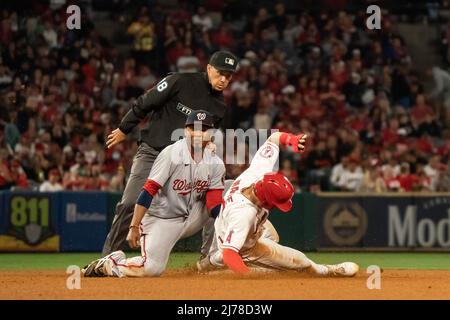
[253,172,295,212]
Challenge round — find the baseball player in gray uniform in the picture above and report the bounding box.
[82,110,225,277]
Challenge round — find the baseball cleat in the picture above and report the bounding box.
[93,251,125,277]
[196,256,223,273]
[82,251,126,277]
[82,258,106,277]
[325,262,359,277]
[103,251,126,278]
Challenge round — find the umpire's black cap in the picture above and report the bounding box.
[209,51,239,73]
[185,109,215,128]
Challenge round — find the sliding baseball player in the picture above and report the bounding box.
[197,131,359,276]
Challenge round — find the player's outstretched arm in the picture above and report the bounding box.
[267,132,308,153]
[248,131,307,171]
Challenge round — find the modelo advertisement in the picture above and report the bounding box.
[317,194,450,249]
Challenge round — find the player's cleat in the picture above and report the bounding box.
[82,258,106,277]
[325,262,359,277]
[196,256,223,273]
[96,251,126,278]
[82,251,126,277]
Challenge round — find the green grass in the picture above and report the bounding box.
[0,252,449,271]
[306,252,450,270]
[0,252,199,270]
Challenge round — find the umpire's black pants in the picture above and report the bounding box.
[102,143,159,256]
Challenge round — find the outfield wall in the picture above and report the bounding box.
[0,191,449,252]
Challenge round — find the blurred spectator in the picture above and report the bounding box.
[0,149,14,190]
[109,164,126,192]
[396,109,416,137]
[391,65,412,107]
[212,23,234,49]
[330,156,349,190]
[42,21,58,48]
[335,157,363,191]
[397,162,415,192]
[39,168,63,192]
[192,6,213,32]
[428,66,450,107]
[253,103,272,131]
[279,159,300,192]
[381,153,401,179]
[424,155,442,191]
[8,159,29,190]
[127,12,156,67]
[436,163,450,191]
[306,140,333,190]
[3,111,20,150]
[411,94,435,125]
[177,47,200,73]
[383,168,402,192]
[0,2,449,194]
[417,113,442,137]
[413,164,432,191]
[0,64,13,89]
[360,166,386,192]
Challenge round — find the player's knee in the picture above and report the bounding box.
[143,260,165,277]
[262,221,279,243]
[270,231,280,243]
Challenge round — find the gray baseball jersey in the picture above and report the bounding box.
[144,138,225,220]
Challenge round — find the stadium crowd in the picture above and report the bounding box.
[1,0,449,193]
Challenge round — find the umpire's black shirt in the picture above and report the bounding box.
[119,72,228,150]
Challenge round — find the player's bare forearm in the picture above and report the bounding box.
[130,204,147,227]
[127,204,147,248]
[267,132,283,145]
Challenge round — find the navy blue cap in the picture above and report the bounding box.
[185,109,215,128]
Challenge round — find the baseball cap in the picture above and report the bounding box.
[209,51,239,73]
[185,109,215,128]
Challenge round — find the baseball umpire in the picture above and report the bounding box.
[102,51,238,256]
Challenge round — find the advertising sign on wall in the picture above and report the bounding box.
[317,194,450,249]
[0,192,59,251]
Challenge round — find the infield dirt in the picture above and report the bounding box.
[1,269,450,300]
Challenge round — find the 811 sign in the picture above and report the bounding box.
[7,195,54,246]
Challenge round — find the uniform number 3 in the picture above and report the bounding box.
[157,80,168,92]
